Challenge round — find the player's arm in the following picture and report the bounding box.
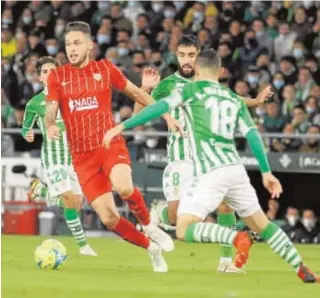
[238,103,282,198]
[241,85,274,107]
[102,92,184,148]
[45,70,60,140]
[21,102,37,143]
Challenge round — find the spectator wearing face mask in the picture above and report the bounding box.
[304,96,320,123]
[116,41,131,68]
[272,72,286,100]
[281,84,299,118]
[271,123,302,152]
[238,29,267,69]
[274,22,297,63]
[291,105,309,133]
[91,1,111,26]
[281,207,301,241]
[184,1,206,33]
[300,125,320,153]
[305,55,320,85]
[296,67,316,102]
[44,38,59,56]
[17,8,35,34]
[291,40,306,67]
[279,56,298,85]
[294,209,320,244]
[219,1,236,32]
[245,65,262,97]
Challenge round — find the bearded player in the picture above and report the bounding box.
[45,21,176,272]
[136,35,269,273]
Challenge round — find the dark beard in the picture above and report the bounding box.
[178,64,194,78]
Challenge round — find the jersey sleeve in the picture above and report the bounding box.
[108,60,127,90]
[151,80,174,102]
[21,101,37,138]
[237,100,256,136]
[46,70,60,102]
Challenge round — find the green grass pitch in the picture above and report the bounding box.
[2,235,320,298]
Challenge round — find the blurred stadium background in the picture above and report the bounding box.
[1,0,320,243]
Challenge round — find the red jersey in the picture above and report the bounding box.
[46,59,127,154]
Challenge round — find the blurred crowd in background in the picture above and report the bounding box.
[1,0,320,154]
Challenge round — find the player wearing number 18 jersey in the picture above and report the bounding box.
[46,21,174,272]
[105,49,319,283]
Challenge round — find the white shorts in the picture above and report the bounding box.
[162,161,194,202]
[44,165,82,197]
[178,164,261,219]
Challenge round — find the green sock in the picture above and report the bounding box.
[39,185,48,198]
[260,222,302,272]
[185,222,237,244]
[64,208,87,248]
[159,206,171,225]
[217,212,236,259]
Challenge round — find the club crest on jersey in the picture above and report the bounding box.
[69,96,99,112]
[93,73,102,81]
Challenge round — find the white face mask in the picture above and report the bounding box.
[287,215,298,226]
[146,138,158,148]
[164,10,176,18]
[194,11,204,21]
[302,218,316,230]
[32,82,42,93]
[55,25,64,36]
[152,3,163,13]
[174,1,185,10]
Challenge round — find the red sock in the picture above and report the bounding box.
[122,187,150,226]
[112,217,150,249]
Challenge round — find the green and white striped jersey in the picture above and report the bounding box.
[21,91,72,169]
[152,72,191,163]
[164,80,256,176]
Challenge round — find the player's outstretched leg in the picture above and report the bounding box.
[91,192,168,272]
[243,210,319,283]
[176,215,253,268]
[111,164,174,252]
[217,203,244,274]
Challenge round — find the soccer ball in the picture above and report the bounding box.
[34,239,68,270]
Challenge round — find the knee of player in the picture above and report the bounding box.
[217,202,234,214]
[61,192,79,209]
[115,185,134,199]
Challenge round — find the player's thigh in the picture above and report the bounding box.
[162,161,193,202]
[177,170,228,221]
[90,191,120,228]
[176,214,203,241]
[224,165,262,218]
[103,143,133,197]
[241,209,270,234]
[65,165,82,195]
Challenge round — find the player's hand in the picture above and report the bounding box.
[141,67,160,93]
[47,125,60,140]
[256,85,274,104]
[262,172,283,199]
[102,124,124,149]
[25,130,34,143]
[163,114,185,138]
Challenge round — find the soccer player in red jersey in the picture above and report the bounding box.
[45,21,175,272]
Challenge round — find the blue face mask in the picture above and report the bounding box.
[32,82,42,92]
[247,75,259,85]
[164,10,176,18]
[273,79,285,90]
[97,34,110,44]
[174,1,185,10]
[118,48,129,56]
[293,48,304,59]
[46,45,58,56]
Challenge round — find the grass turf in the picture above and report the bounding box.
[2,235,320,298]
